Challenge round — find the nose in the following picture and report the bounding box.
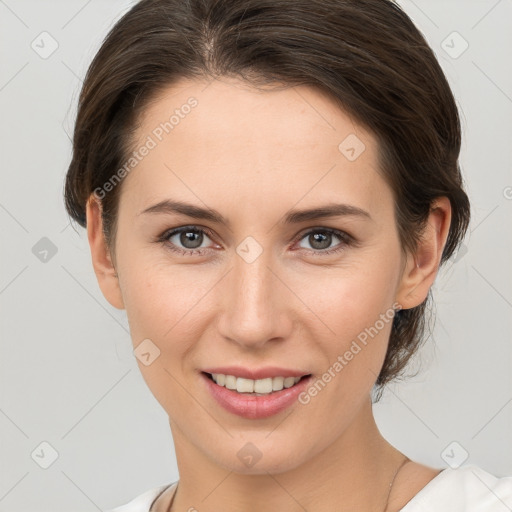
[217,244,293,350]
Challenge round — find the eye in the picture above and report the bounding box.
[156,225,355,257]
[294,228,353,256]
[157,225,218,256]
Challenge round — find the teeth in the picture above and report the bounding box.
[211,373,302,395]
[272,376,284,391]
[283,377,296,388]
[255,378,273,393]
[236,378,254,393]
[225,375,237,390]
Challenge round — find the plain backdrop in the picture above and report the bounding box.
[0,0,511,510]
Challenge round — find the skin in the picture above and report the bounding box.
[86,77,451,512]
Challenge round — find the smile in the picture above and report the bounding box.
[201,371,313,419]
[208,373,305,395]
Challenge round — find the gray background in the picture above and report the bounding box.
[0,0,511,510]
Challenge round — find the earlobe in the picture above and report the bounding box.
[395,197,452,310]
[86,195,125,310]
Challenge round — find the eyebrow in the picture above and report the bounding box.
[138,199,372,226]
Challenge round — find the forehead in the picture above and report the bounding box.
[138,76,370,152]
[121,77,392,223]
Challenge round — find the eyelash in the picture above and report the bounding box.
[156,225,355,257]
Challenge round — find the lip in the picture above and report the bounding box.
[201,371,312,419]
[201,366,309,380]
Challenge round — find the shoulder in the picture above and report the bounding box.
[400,464,512,511]
[105,483,177,512]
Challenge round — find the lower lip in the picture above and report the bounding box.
[201,372,312,419]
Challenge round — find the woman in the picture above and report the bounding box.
[64,0,511,510]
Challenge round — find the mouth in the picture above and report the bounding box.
[200,371,313,419]
[203,372,311,396]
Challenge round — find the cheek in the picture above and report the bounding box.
[297,251,401,389]
[119,264,207,412]
[119,259,222,384]
[300,253,400,340]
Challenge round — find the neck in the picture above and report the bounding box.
[168,397,404,512]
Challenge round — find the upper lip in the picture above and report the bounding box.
[201,366,311,380]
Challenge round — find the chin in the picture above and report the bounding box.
[203,437,308,476]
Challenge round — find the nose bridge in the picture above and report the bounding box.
[219,238,290,348]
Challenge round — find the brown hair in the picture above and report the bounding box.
[64,0,471,398]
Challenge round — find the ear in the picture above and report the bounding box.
[86,195,125,310]
[395,197,452,309]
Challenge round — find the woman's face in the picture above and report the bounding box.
[99,77,418,474]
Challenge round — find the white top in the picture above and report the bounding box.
[107,464,512,511]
